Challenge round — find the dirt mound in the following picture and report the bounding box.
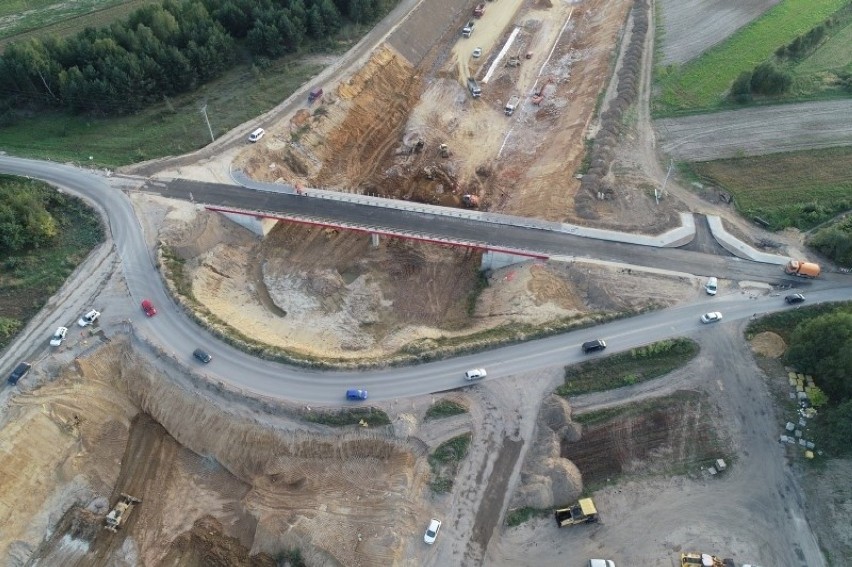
[162,516,277,567]
[749,331,786,358]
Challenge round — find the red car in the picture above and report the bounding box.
[141,299,157,317]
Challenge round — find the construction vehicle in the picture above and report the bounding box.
[680,553,734,567]
[462,20,475,37]
[531,77,553,105]
[439,144,450,158]
[307,87,323,103]
[785,260,820,278]
[104,493,141,532]
[504,95,520,116]
[473,3,485,17]
[554,498,599,527]
[462,194,480,207]
[467,77,481,98]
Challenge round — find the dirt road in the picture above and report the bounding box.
[657,0,780,66]
[487,323,826,567]
[656,100,852,162]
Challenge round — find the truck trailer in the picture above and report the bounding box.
[467,77,481,98]
[785,260,820,278]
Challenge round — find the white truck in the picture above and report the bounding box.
[505,95,520,116]
[467,77,481,98]
[462,20,474,37]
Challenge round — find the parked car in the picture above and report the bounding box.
[582,339,606,353]
[50,326,68,347]
[705,277,718,296]
[700,311,723,324]
[248,127,265,142]
[77,309,101,327]
[589,560,616,567]
[424,518,441,544]
[193,349,212,363]
[472,47,482,58]
[8,361,31,385]
[346,389,368,400]
[464,368,487,381]
[785,293,805,304]
[141,299,157,317]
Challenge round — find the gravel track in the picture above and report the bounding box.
[656,99,852,161]
[657,0,780,66]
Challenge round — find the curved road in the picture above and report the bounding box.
[1,155,851,404]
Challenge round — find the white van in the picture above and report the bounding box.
[248,128,265,142]
[705,277,718,296]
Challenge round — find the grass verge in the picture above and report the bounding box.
[424,400,468,421]
[654,0,848,115]
[0,54,323,167]
[429,433,472,493]
[556,338,699,397]
[682,147,852,230]
[303,407,391,428]
[0,176,104,350]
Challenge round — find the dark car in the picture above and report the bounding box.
[346,389,368,400]
[785,293,806,304]
[8,362,32,385]
[582,339,607,354]
[193,349,212,363]
[141,299,157,317]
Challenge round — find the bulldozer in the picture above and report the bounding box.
[532,77,553,105]
[104,493,141,533]
[554,498,599,528]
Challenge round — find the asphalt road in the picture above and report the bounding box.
[2,156,851,404]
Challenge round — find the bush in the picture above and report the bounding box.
[750,62,792,95]
[808,216,852,266]
[424,400,468,421]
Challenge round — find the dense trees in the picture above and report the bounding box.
[0,181,58,253]
[0,0,389,115]
[809,216,852,267]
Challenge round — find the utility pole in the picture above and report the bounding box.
[657,159,674,205]
[200,103,214,143]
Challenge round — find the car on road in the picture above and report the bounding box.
[589,560,616,567]
[77,309,101,327]
[346,389,368,400]
[8,362,31,385]
[785,293,805,304]
[193,349,212,363]
[50,326,68,347]
[141,299,157,317]
[472,47,482,58]
[700,311,723,324]
[582,339,607,353]
[424,518,441,544]
[705,277,718,296]
[464,368,487,381]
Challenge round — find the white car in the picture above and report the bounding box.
[424,518,441,544]
[700,311,723,324]
[472,47,482,58]
[464,368,487,381]
[77,309,101,327]
[50,326,68,346]
[589,560,616,567]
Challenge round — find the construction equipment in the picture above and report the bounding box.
[507,47,522,67]
[531,77,553,105]
[504,95,520,116]
[473,3,485,17]
[104,493,141,532]
[680,553,734,567]
[462,194,480,207]
[439,144,450,158]
[467,77,481,98]
[785,259,820,278]
[554,498,599,527]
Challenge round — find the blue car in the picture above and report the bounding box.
[346,389,368,400]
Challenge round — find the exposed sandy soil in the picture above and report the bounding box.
[656,99,852,162]
[656,0,780,66]
[234,0,637,226]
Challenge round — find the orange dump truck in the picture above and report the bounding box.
[785,260,820,278]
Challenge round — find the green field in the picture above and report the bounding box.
[0,0,154,44]
[684,147,852,230]
[0,56,323,167]
[796,18,852,74]
[655,0,848,115]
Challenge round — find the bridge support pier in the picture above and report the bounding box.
[481,251,536,271]
[219,212,278,237]
[371,233,380,248]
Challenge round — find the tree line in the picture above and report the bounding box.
[0,0,389,115]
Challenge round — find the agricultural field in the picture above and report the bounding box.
[0,0,154,46]
[654,0,848,115]
[683,146,852,230]
[0,57,323,167]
